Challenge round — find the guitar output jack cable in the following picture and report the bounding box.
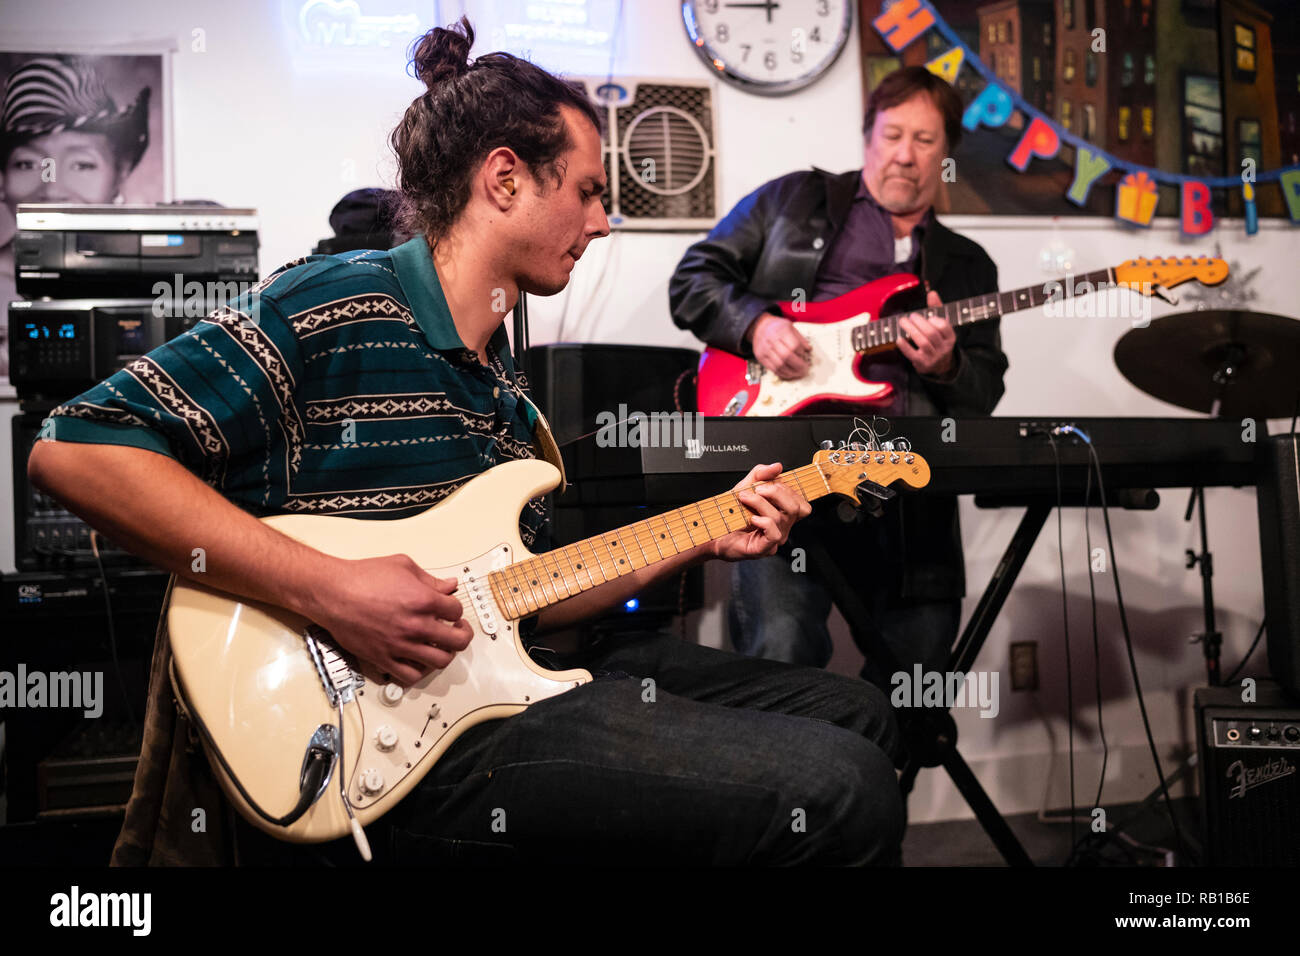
[335,696,372,862]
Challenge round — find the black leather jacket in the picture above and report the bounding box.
[668,167,1010,600]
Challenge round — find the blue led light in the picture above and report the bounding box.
[624,598,639,612]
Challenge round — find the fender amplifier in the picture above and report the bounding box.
[1194,682,1300,865]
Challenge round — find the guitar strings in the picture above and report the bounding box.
[484,462,844,619]
[426,465,825,625]
[403,457,906,657]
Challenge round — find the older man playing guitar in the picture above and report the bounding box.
[671,66,1009,697]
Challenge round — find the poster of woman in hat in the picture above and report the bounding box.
[0,51,166,394]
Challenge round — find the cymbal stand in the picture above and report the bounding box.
[1184,352,1240,686]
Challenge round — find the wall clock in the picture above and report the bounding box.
[681,0,854,96]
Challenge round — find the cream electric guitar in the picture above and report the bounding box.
[167,446,932,858]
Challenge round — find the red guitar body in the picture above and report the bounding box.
[696,272,923,417]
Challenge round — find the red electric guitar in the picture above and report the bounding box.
[696,256,1229,417]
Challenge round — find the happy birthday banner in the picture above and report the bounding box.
[871,0,1300,236]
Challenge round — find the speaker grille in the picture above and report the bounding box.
[579,78,719,229]
[1196,686,1300,866]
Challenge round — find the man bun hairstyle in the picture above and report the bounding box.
[390,16,602,244]
[862,65,963,154]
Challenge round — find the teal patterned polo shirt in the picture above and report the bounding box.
[44,235,550,550]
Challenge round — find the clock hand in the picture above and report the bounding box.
[723,1,781,25]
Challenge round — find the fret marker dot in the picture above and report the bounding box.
[692,521,698,527]
[619,559,625,564]
[531,579,537,586]
[552,572,558,578]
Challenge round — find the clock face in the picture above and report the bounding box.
[682,0,854,96]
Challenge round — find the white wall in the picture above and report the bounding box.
[3,1,1298,831]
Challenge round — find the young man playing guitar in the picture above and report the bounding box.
[27,19,904,865]
[670,67,1009,693]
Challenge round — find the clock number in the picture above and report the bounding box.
[683,0,847,93]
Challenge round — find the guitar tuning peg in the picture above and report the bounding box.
[838,440,848,450]
[820,440,834,450]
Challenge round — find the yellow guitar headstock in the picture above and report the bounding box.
[1115,256,1229,293]
[812,447,931,505]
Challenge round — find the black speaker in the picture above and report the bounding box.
[1194,682,1300,865]
[1256,433,1300,698]
[523,343,699,447]
[526,344,704,630]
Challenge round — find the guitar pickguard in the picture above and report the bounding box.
[747,319,894,415]
[342,543,557,811]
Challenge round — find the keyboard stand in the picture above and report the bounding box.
[801,502,1051,868]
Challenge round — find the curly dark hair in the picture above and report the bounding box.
[389,17,601,244]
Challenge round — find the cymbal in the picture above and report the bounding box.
[1114,310,1300,419]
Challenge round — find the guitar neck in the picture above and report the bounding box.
[851,267,1117,352]
[488,463,832,618]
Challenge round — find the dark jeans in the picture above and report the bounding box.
[232,631,902,866]
[729,504,961,692]
[373,631,903,865]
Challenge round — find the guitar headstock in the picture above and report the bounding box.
[1115,256,1229,293]
[813,446,931,505]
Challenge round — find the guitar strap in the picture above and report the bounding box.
[521,392,568,494]
[487,339,568,494]
[917,232,933,301]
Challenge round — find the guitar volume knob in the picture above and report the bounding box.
[359,769,385,796]
[375,725,398,751]
[381,683,404,705]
